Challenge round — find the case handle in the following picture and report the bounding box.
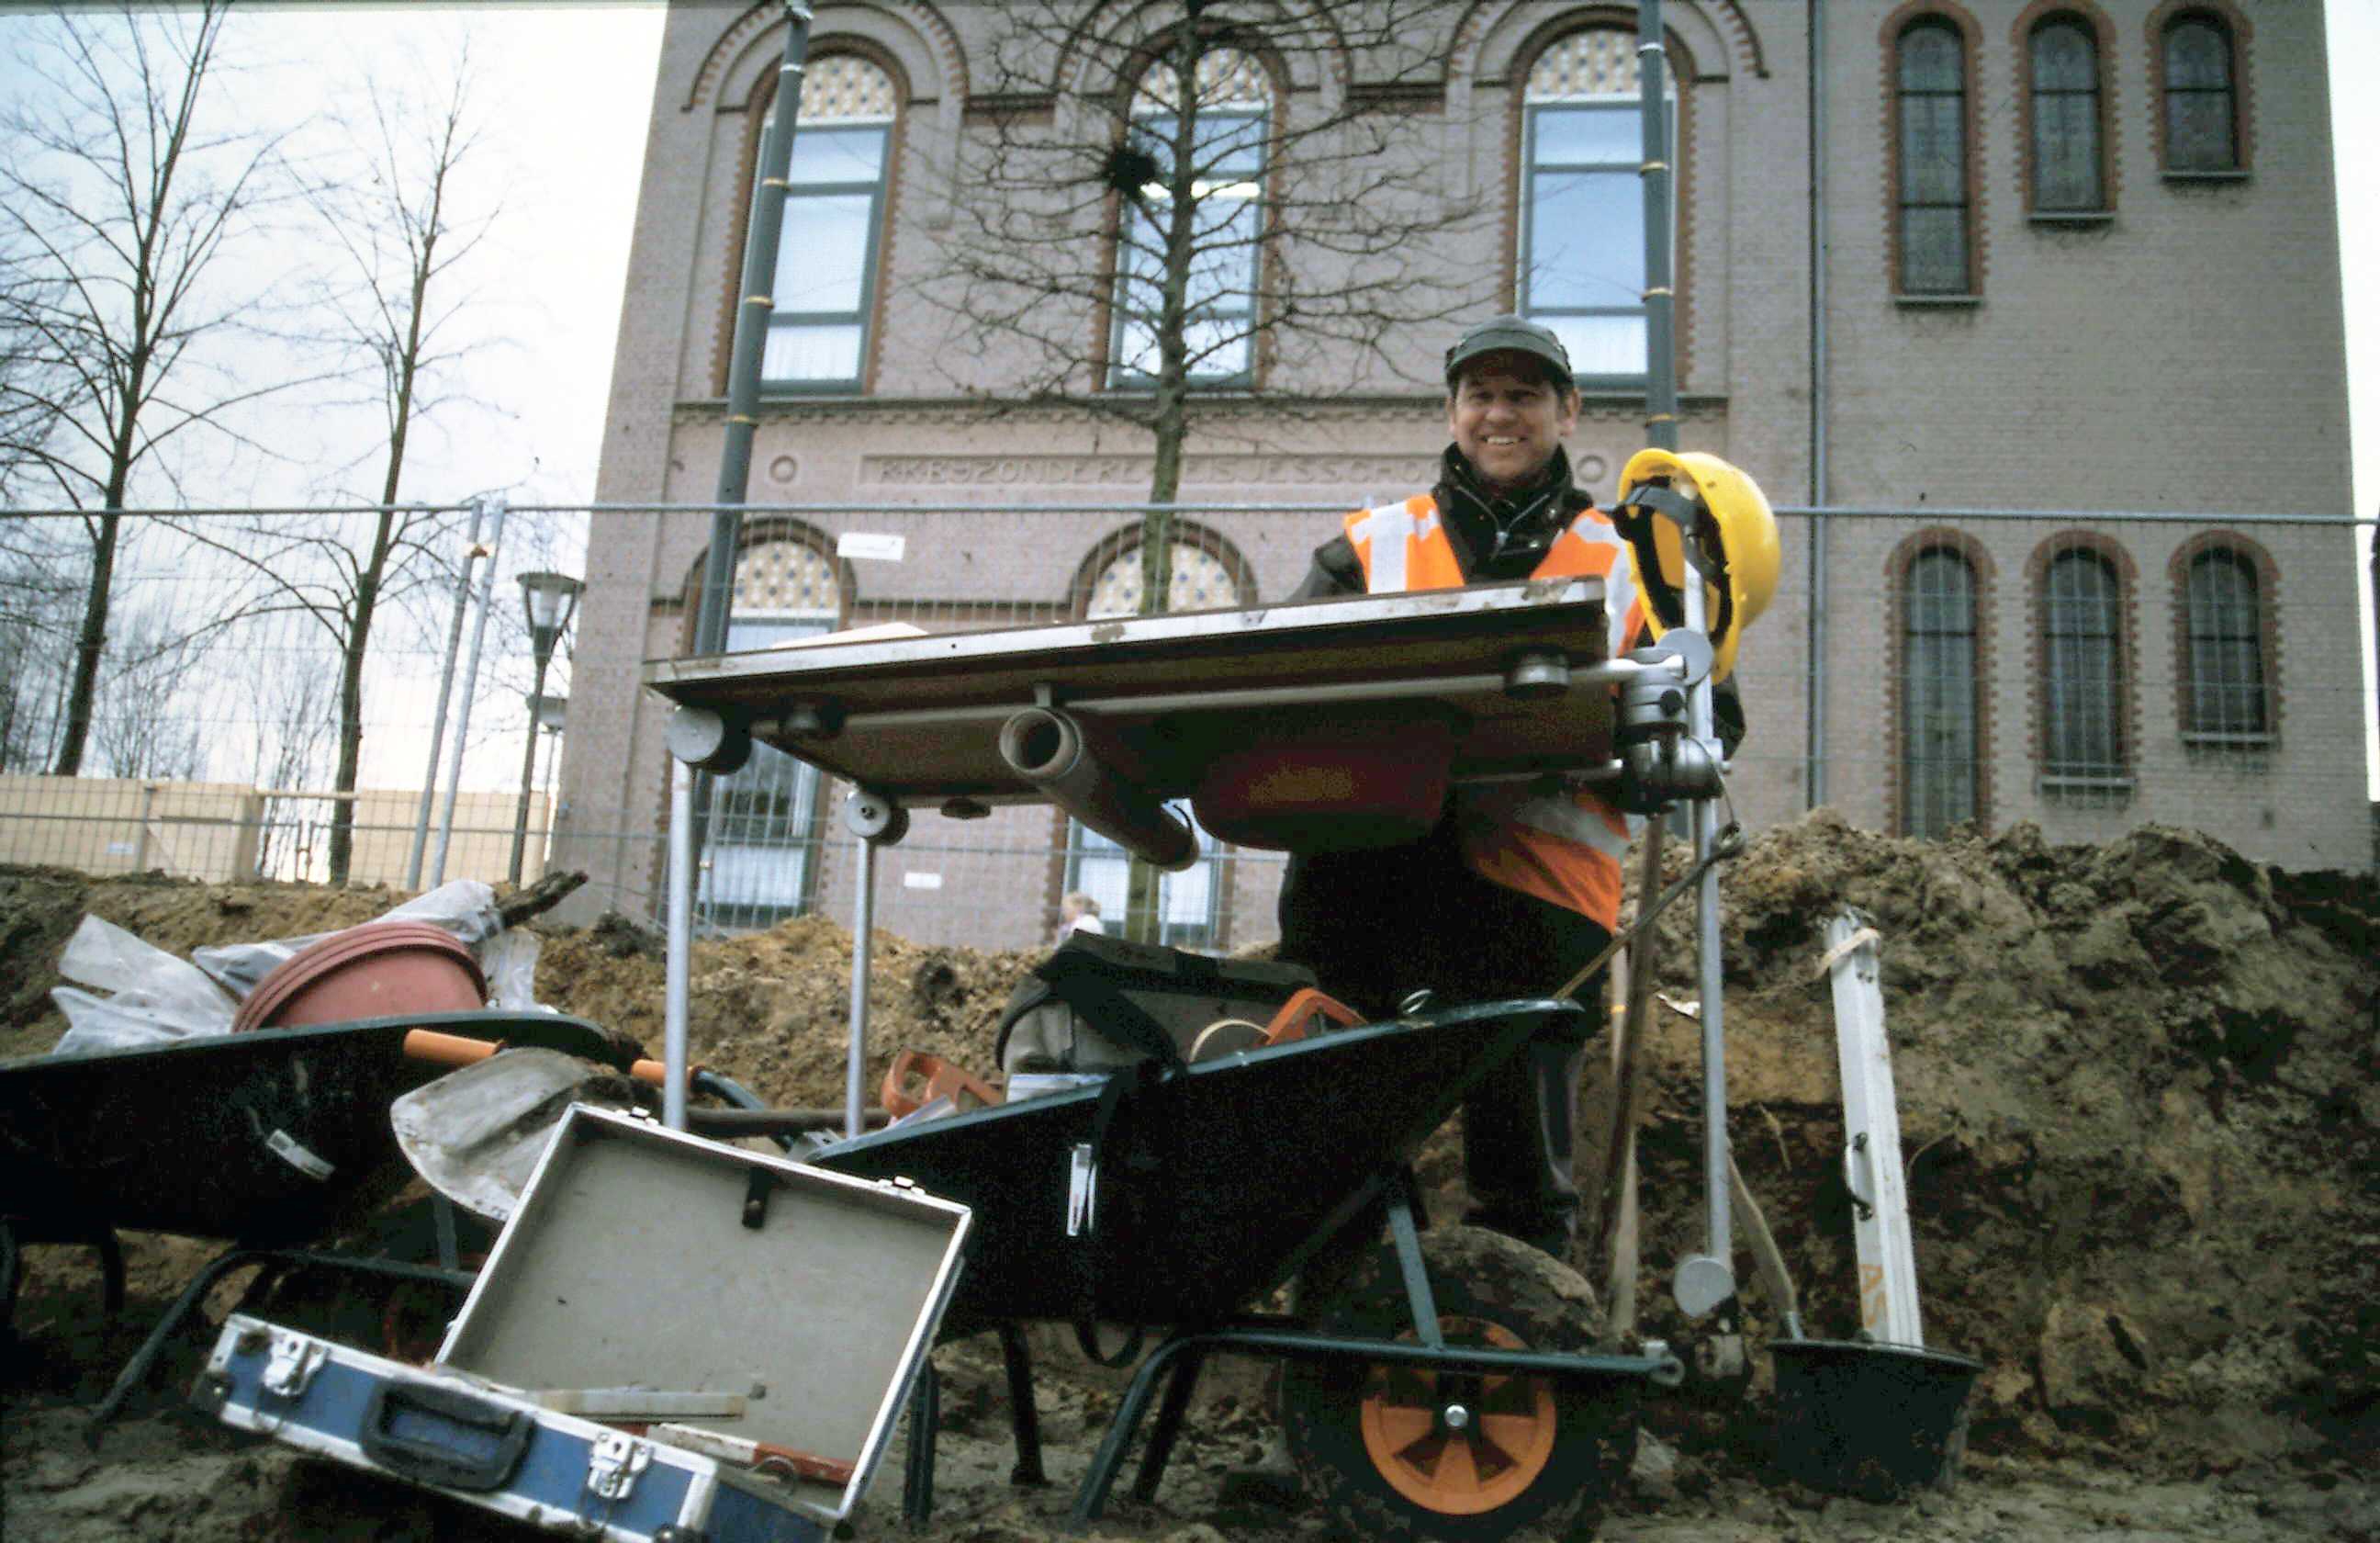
[360,1378,533,1492]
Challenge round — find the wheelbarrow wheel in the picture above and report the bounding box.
[1280,1225,1636,1543]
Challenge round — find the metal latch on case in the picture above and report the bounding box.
[262,1332,328,1399]
[587,1429,653,1501]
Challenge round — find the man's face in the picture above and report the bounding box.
[1445,355,1580,494]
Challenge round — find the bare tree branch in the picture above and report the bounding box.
[0,2,331,774]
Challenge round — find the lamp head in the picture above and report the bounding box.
[518,571,584,651]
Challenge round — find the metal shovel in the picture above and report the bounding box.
[390,1048,647,1222]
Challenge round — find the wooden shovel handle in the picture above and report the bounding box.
[881,1049,1002,1118]
[401,1028,676,1087]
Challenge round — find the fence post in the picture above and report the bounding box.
[433,496,510,888]
[410,501,488,890]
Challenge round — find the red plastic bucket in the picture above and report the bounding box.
[231,921,488,1031]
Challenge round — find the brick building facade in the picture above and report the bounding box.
[553,1,2365,946]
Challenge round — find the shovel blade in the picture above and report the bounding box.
[392,1048,645,1222]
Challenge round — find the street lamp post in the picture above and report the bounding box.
[511,571,583,886]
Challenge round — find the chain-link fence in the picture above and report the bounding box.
[4,502,2370,953]
[0,502,582,892]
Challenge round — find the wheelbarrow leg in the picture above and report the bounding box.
[903,1359,938,1528]
[1070,1330,1205,1529]
[87,1245,270,1444]
[0,1221,16,1338]
[1,1220,125,1340]
[1128,1342,1208,1504]
[998,1321,1049,1486]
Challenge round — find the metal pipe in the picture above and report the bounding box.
[1638,0,1678,455]
[22,499,2364,524]
[997,706,1198,871]
[847,825,877,1139]
[664,760,693,1132]
[432,496,508,886]
[408,501,485,890]
[694,1,814,659]
[510,650,554,885]
[1807,0,1831,810]
[1637,0,1731,1317]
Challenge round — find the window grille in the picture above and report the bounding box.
[1902,547,1977,836]
[1895,19,1970,295]
[2162,13,2239,173]
[2029,16,2104,212]
[2183,547,2267,738]
[697,540,839,929]
[2041,548,2126,781]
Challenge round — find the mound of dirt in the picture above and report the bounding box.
[2,809,2374,1542]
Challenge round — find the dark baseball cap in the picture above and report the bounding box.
[1443,314,1574,389]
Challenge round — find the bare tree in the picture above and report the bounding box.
[236,644,339,880]
[0,516,80,772]
[921,0,1485,937]
[929,1,1482,507]
[84,595,208,780]
[307,47,504,884]
[170,45,500,884]
[0,2,316,776]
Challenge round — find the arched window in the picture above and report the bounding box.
[699,536,842,929]
[1902,546,1978,836]
[1894,17,1971,295]
[2181,546,2268,738]
[2161,11,2239,174]
[758,54,896,389]
[1521,28,1671,381]
[2041,547,2127,781]
[1110,46,1268,387]
[1061,533,1247,948]
[2029,14,2105,212]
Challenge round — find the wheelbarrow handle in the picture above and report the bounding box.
[401,1028,678,1088]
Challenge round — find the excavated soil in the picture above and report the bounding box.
[2,809,2376,1541]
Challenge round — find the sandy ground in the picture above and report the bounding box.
[3,809,2376,1540]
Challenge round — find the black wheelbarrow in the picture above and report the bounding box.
[0,1008,636,1433]
[693,997,1681,1541]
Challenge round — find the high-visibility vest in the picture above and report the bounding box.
[1341,493,1646,929]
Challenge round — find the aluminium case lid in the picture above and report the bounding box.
[639,579,1615,804]
[434,1105,971,1522]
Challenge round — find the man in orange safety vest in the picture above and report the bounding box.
[1276,314,1738,1260]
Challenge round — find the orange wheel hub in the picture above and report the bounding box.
[1357,1316,1558,1515]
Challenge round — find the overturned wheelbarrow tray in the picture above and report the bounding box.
[1770,1337,1983,1502]
[0,1009,632,1245]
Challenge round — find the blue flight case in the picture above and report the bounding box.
[193,1104,973,1541]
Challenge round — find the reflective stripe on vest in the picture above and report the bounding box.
[1341,491,1644,930]
[1345,495,1463,592]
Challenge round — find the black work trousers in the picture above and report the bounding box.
[1274,814,1607,1258]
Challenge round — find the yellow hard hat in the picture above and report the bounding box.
[1612,447,1780,681]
